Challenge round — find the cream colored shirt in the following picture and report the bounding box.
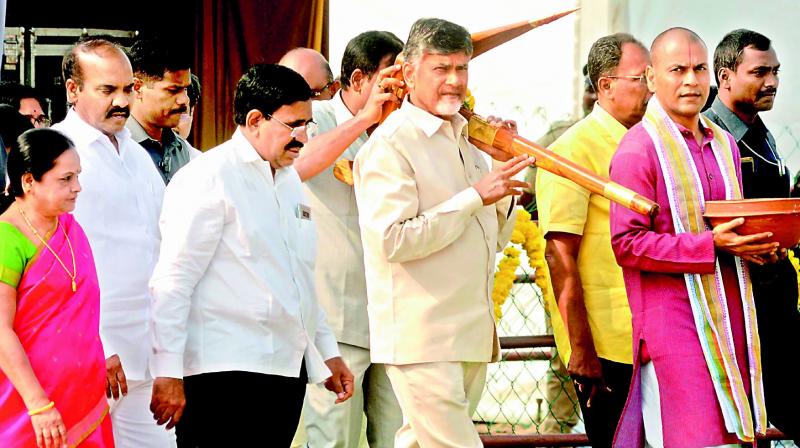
[535,104,633,365]
[354,99,515,365]
[303,93,370,348]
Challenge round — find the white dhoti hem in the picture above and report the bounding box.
[641,361,737,448]
[108,378,176,448]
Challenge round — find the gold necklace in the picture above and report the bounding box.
[17,205,77,292]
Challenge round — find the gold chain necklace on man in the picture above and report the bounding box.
[17,204,77,292]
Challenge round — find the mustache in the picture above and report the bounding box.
[106,107,130,118]
[758,88,777,97]
[285,140,304,151]
[170,105,189,115]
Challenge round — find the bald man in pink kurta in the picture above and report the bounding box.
[609,121,749,447]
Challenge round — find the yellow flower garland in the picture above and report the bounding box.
[466,89,554,320]
[492,209,555,320]
[463,89,475,111]
[492,246,520,320]
[789,249,800,307]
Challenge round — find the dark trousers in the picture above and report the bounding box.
[177,368,307,447]
[752,258,800,440]
[574,358,632,448]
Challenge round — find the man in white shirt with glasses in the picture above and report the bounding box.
[148,64,353,447]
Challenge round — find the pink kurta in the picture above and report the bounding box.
[609,122,749,447]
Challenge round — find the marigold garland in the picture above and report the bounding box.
[789,249,800,307]
[463,89,475,111]
[492,246,520,319]
[492,209,555,320]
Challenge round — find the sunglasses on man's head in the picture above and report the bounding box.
[24,114,51,127]
[311,80,336,98]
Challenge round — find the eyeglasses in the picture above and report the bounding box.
[311,80,336,99]
[265,114,318,139]
[24,114,51,127]
[602,75,647,84]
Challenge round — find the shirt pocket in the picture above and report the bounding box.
[291,212,318,268]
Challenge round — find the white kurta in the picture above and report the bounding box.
[53,109,174,447]
[301,92,403,448]
[53,109,165,380]
[303,93,370,349]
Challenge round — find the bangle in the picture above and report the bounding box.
[27,401,55,416]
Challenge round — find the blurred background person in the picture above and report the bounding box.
[128,36,198,184]
[176,74,201,141]
[0,105,34,192]
[280,47,340,101]
[0,81,50,128]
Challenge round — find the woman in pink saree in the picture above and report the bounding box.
[0,129,113,447]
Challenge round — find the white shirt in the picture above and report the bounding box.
[149,129,340,383]
[303,93,371,348]
[52,109,166,380]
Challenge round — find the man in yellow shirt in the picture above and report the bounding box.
[535,33,650,447]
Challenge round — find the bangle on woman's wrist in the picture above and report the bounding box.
[27,401,55,416]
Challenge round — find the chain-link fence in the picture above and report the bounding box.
[476,245,584,437]
[776,124,800,178]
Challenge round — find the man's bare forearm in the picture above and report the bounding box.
[545,234,597,355]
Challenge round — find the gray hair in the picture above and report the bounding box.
[587,33,646,91]
[403,18,472,63]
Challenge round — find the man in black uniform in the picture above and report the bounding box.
[705,28,799,440]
